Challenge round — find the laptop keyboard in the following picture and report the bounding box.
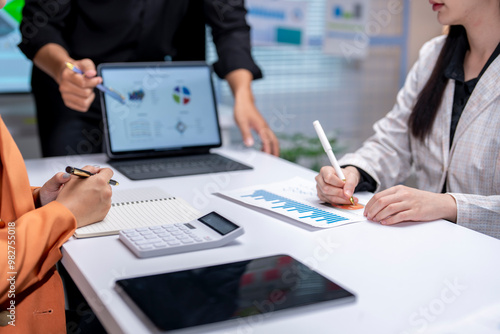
[109,154,252,180]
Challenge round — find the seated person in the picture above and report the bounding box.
[0,115,114,332]
[316,0,500,238]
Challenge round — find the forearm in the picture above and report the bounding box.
[0,202,76,305]
[449,193,500,238]
[225,69,254,103]
[439,193,458,222]
[19,0,72,61]
[33,43,73,85]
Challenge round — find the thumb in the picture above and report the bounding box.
[343,177,357,200]
[76,58,98,78]
[41,172,71,196]
[50,172,72,189]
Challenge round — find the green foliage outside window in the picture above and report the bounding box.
[277,132,342,172]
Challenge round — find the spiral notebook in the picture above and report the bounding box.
[74,188,201,238]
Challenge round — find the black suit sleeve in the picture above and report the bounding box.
[18,0,73,60]
[203,0,262,80]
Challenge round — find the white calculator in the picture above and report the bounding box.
[118,212,244,258]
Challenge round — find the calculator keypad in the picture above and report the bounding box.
[121,224,205,251]
[118,212,244,258]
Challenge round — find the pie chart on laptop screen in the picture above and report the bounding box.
[173,86,191,105]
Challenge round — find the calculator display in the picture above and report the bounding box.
[198,212,238,235]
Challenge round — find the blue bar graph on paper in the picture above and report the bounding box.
[241,190,348,224]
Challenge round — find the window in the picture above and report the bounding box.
[207,0,408,158]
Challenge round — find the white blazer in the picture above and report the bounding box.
[339,35,500,239]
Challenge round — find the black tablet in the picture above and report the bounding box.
[97,61,222,160]
[115,254,356,332]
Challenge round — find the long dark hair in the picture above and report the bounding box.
[408,25,467,141]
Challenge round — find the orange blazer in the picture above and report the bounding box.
[0,116,77,333]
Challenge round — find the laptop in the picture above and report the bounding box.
[97,61,252,180]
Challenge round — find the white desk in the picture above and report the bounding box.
[25,148,500,334]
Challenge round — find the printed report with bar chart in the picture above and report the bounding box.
[219,177,369,229]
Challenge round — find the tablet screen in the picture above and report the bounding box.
[115,254,355,331]
[99,62,221,155]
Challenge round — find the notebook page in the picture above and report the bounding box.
[74,188,201,238]
[111,187,175,203]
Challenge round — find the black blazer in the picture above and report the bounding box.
[19,0,262,80]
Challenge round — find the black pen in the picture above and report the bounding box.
[65,166,119,186]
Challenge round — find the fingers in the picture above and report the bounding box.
[369,197,406,223]
[342,166,359,200]
[239,121,255,148]
[364,186,416,225]
[378,210,412,225]
[38,172,72,206]
[60,91,96,112]
[50,171,71,187]
[95,167,115,184]
[56,166,114,228]
[233,102,280,156]
[74,165,114,184]
[42,172,70,192]
[62,58,102,88]
[239,123,280,157]
[77,58,97,77]
[364,187,398,220]
[59,58,101,112]
[319,166,345,187]
[81,165,100,174]
[315,166,352,204]
[258,127,280,156]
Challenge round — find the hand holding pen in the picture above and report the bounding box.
[60,59,125,112]
[56,166,115,228]
[66,166,119,186]
[313,120,355,206]
[65,62,126,105]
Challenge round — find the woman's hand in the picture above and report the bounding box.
[233,100,280,156]
[55,166,114,228]
[225,68,279,156]
[364,185,457,224]
[315,166,360,204]
[37,172,72,207]
[58,58,102,112]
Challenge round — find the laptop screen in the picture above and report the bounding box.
[98,62,222,158]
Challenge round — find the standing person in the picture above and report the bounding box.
[19,0,279,157]
[316,0,500,238]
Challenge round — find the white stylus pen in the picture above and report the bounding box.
[313,120,355,205]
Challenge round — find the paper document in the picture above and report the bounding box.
[74,188,201,238]
[219,177,369,228]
